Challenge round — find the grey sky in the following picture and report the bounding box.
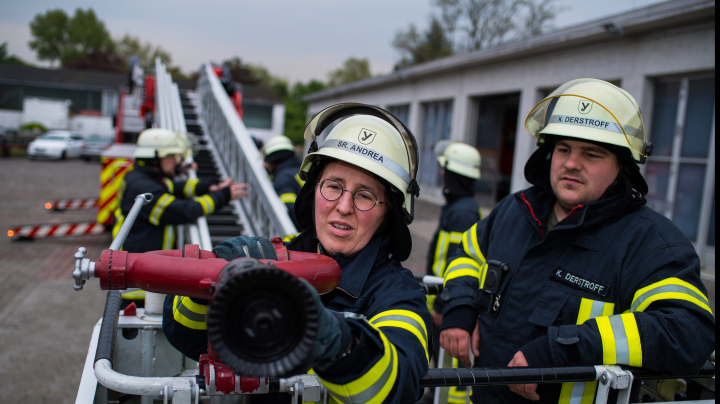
[0,0,666,83]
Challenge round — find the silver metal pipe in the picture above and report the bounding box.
[110,193,153,251]
[94,358,196,402]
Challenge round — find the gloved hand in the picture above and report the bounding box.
[213,236,278,261]
[300,278,354,372]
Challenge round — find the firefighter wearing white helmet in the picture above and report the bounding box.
[439,79,714,404]
[427,140,483,404]
[261,135,304,229]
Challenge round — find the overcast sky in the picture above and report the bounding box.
[1,0,666,83]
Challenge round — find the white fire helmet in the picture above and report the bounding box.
[434,140,481,179]
[525,78,652,163]
[300,103,420,224]
[134,128,192,160]
[261,135,294,160]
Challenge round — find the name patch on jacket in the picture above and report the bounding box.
[553,268,609,296]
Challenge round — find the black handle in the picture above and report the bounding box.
[94,290,122,367]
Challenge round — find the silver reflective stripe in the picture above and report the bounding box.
[326,344,395,404]
[589,299,607,319]
[570,382,586,404]
[319,139,411,184]
[433,231,448,277]
[175,297,206,323]
[340,311,367,321]
[609,315,630,365]
[445,262,479,278]
[631,283,708,312]
[371,315,427,346]
[447,156,478,169]
[548,115,623,134]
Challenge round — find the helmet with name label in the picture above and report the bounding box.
[134,128,191,160]
[299,103,419,225]
[525,78,651,163]
[434,140,481,179]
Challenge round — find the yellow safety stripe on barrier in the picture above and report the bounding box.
[319,329,398,404]
[444,257,482,286]
[100,159,130,184]
[193,194,216,215]
[149,194,176,226]
[122,290,146,300]
[630,277,712,315]
[173,296,208,330]
[112,208,125,238]
[295,173,306,187]
[370,309,429,364]
[576,298,615,325]
[558,380,598,404]
[183,178,200,198]
[162,225,175,250]
[280,193,297,204]
[163,178,175,194]
[596,313,642,367]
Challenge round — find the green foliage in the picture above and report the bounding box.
[0,42,34,66]
[283,79,326,145]
[28,8,114,67]
[116,34,173,71]
[393,17,454,70]
[19,122,47,134]
[326,58,372,88]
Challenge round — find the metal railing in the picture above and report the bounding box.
[196,62,296,239]
[154,58,212,250]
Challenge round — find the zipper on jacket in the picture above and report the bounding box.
[336,286,359,299]
[520,193,544,237]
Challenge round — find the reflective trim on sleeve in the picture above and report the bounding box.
[162,225,175,250]
[558,380,598,404]
[630,277,712,315]
[173,296,207,330]
[295,173,306,187]
[576,298,615,325]
[318,328,398,404]
[443,257,482,286]
[183,178,200,198]
[462,223,486,265]
[433,231,464,278]
[149,194,176,226]
[369,309,429,363]
[596,313,642,367]
[280,193,297,204]
[163,178,175,194]
[193,194,216,215]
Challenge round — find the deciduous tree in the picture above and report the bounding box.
[326,58,372,88]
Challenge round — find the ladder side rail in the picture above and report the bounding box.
[197,62,296,239]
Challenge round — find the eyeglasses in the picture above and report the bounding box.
[317,179,385,211]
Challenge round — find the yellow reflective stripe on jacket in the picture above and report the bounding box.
[444,257,482,286]
[162,225,175,250]
[448,385,469,404]
[163,178,174,194]
[112,208,125,238]
[319,328,398,404]
[295,173,306,187]
[461,223,485,265]
[432,230,463,278]
[576,298,615,325]
[183,178,200,198]
[149,194,176,226]
[193,194,216,215]
[173,296,207,330]
[558,379,597,404]
[283,232,300,242]
[561,298,614,401]
[369,310,429,363]
[280,193,297,204]
[596,313,642,367]
[630,277,712,315]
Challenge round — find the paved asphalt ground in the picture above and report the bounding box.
[0,156,714,403]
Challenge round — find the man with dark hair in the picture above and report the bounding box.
[439,79,715,403]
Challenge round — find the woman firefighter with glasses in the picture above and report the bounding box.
[163,104,431,403]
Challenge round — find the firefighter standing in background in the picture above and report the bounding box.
[164,104,431,403]
[425,141,482,404]
[439,79,715,403]
[262,135,305,230]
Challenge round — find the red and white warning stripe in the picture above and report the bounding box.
[45,197,99,211]
[7,221,106,239]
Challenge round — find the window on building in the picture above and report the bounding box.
[419,100,453,188]
[243,103,274,129]
[387,104,410,126]
[102,91,118,117]
[645,76,715,249]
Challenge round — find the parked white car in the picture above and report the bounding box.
[27,131,85,160]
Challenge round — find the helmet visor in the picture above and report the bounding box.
[525,79,648,159]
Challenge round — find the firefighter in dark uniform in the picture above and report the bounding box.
[262,135,305,231]
[425,141,482,404]
[439,79,715,404]
[163,104,432,403]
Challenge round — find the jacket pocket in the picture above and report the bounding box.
[527,286,577,342]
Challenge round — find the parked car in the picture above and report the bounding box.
[81,134,113,161]
[27,131,85,160]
